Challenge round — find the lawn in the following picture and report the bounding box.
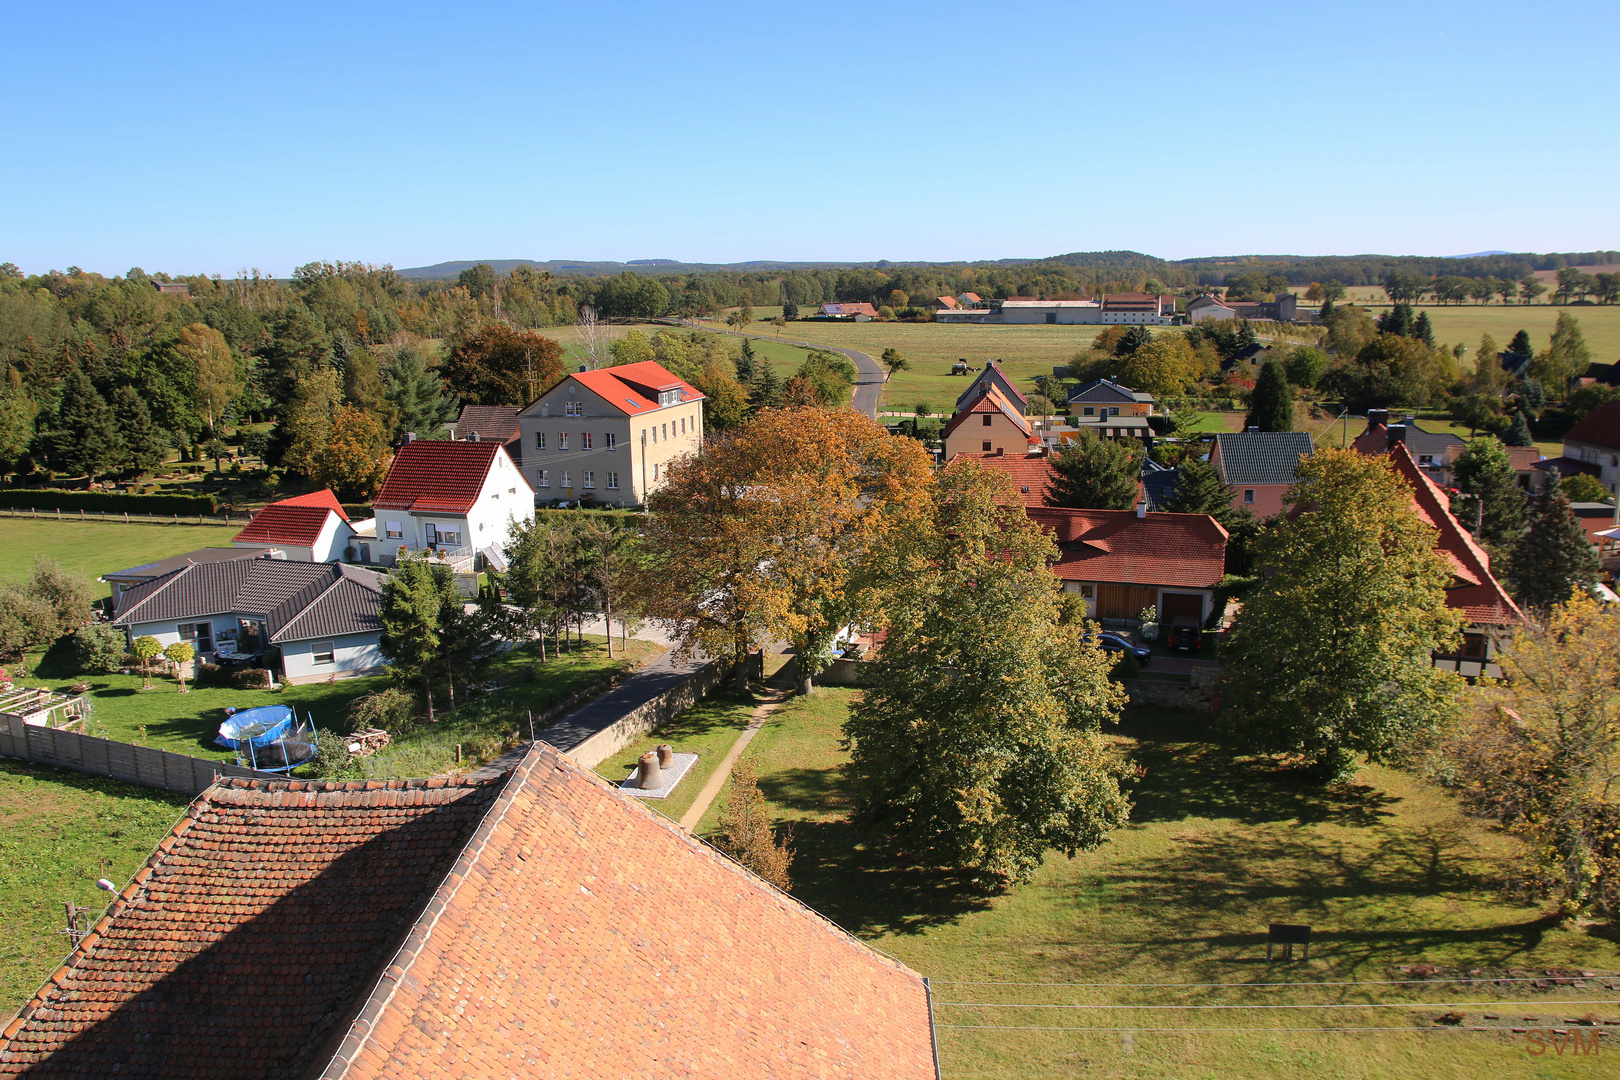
[0,761,190,1014]
[592,689,757,825]
[700,317,1106,414]
[0,519,242,586]
[1327,299,1620,362]
[24,634,659,775]
[732,690,1619,1079]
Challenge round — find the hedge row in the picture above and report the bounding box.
[534,507,646,530]
[0,489,219,515]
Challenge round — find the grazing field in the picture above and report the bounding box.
[702,317,1106,412]
[0,762,190,1014]
[1326,296,1620,361]
[0,519,242,586]
[726,689,1618,1079]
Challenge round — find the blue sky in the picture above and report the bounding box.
[2,0,1615,276]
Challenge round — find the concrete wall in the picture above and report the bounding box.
[564,653,757,770]
[0,712,277,796]
[815,658,876,686]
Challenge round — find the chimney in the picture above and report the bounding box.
[1246,426,1259,434]
[399,432,417,447]
[1367,408,1389,431]
[1387,423,1406,447]
[1136,499,1147,519]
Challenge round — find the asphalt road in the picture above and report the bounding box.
[676,321,884,419]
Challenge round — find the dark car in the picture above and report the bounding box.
[1168,617,1203,652]
[1085,631,1151,666]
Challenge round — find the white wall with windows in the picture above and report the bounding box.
[279,632,385,684]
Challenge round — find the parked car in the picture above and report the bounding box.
[1084,631,1151,666]
[1167,617,1203,652]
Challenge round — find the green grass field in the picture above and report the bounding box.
[0,519,242,586]
[593,689,757,825]
[727,689,1618,1079]
[0,762,190,1013]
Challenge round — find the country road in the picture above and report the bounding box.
[674,320,884,418]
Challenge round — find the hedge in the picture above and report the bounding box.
[534,507,646,530]
[0,489,219,515]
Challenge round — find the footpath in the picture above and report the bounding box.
[677,658,798,830]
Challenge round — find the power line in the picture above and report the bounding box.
[936,1024,1557,1033]
[936,999,1620,1012]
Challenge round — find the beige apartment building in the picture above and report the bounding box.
[516,361,705,507]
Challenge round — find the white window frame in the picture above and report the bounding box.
[1243,489,1255,504]
[582,432,593,449]
[606,432,617,450]
[312,641,335,665]
[583,471,595,489]
[606,471,618,490]
[535,431,546,449]
[179,622,214,653]
[561,471,571,488]
[436,528,462,547]
[385,521,403,539]
[537,469,549,487]
[560,432,569,450]
[566,400,582,416]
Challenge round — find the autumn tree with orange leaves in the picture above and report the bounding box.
[310,405,392,501]
[631,407,932,693]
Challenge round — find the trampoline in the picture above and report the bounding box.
[216,705,317,772]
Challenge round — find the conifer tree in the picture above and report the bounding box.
[1244,359,1294,432]
[1044,430,1144,510]
[1413,310,1435,347]
[1508,472,1601,611]
[1449,436,1526,548]
[1163,456,1233,516]
[735,337,757,383]
[111,384,168,473]
[51,366,118,480]
[748,358,783,413]
[1503,409,1533,447]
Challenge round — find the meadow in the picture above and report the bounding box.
[1329,292,1620,361]
[718,688,1618,1079]
[0,519,242,584]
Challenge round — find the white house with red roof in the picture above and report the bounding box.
[517,361,704,507]
[372,438,533,565]
[231,489,355,562]
[941,383,1038,460]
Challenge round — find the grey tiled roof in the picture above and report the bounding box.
[102,546,271,585]
[113,560,383,643]
[1067,378,1141,404]
[1401,422,1467,457]
[1213,431,1316,486]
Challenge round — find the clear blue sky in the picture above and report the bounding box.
[2,0,1615,276]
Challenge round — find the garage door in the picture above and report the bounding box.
[1161,592,1203,620]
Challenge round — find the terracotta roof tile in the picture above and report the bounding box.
[1563,400,1620,451]
[941,385,1034,441]
[1027,507,1228,589]
[557,361,703,417]
[372,441,504,514]
[949,451,1060,507]
[272,489,352,521]
[232,502,341,548]
[452,404,523,443]
[0,748,936,1079]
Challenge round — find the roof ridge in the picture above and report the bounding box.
[111,561,195,625]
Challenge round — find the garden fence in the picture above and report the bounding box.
[0,713,278,796]
[3,506,242,527]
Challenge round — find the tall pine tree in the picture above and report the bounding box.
[1508,472,1600,611]
[1044,431,1144,510]
[1449,436,1526,548]
[1503,409,1534,447]
[1412,311,1436,347]
[51,366,118,480]
[748,358,783,413]
[735,337,757,383]
[1244,359,1294,432]
[111,385,168,473]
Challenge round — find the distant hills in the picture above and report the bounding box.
[397,249,1620,282]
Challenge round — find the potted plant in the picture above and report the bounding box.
[1137,605,1160,643]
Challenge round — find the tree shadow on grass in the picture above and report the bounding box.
[758,765,848,816]
[1119,707,1401,828]
[785,818,997,938]
[31,638,79,680]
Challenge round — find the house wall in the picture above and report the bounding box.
[376,447,531,559]
[519,379,702,507]
[1228,483,1290,518]
[1000,304,1102,325]
[279,633,385,684]
[944,412,1031,459]
[1188,303,1237,324]
[1061,581,1214,622]
[1566,438,1620,495]
[125,616,245,657]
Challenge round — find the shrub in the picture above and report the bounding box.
[348,687,416,734]
[71,623,128,674]
[0,489,217,515]
[714,756,793,890]
[309,728,364,779]
[1113,650,1142,680]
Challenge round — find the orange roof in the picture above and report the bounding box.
[941,384,1034,441]
[949,451,1060,507]
[936,295,959,309]
[0,748,939,1078]
[1563,400,1620,451]
[272,488,350,520]
[231,491,348,547]
[959,292,982,302]
[562,361,703,417]
[1027,507,1228,589]
[1383,442,1522,626]
[373,439,503,513]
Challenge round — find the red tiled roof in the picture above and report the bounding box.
[454,404,523,443]
[959,292,982,302]
[231,499,343,549]
[819,302,880,317]
[0,748,938,1078]
[1027,507,1228,588]
[272,488,351,521]
[372,440,503,513]
[1563,400,1620,451]
[941,384,1035,441]
[563,361,703,417]
[1383,442,1522,626]
[936,295,958,309]
[949,451,1060,507]
[0,774,504,1079]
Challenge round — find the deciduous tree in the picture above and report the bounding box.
[442,323,564,406]
[1219,448,1464,781]
[177,322,242,438]
[164,641,195,693]
[842,459,1132,884]
[310,405,391,501]
[714,756,793,890]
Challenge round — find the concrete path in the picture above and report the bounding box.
[676,658,798,831]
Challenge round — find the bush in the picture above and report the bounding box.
[348,687,416,734]
[309,728,364,779]
[1113,650,1142,680]
[714,756,793,890]
[71,623,128,674]
[195,663,271,689]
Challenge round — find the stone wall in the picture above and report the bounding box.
[1122,666,1220,713]
[565,651,761,770]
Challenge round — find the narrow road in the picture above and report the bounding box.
[678,320,884,419]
